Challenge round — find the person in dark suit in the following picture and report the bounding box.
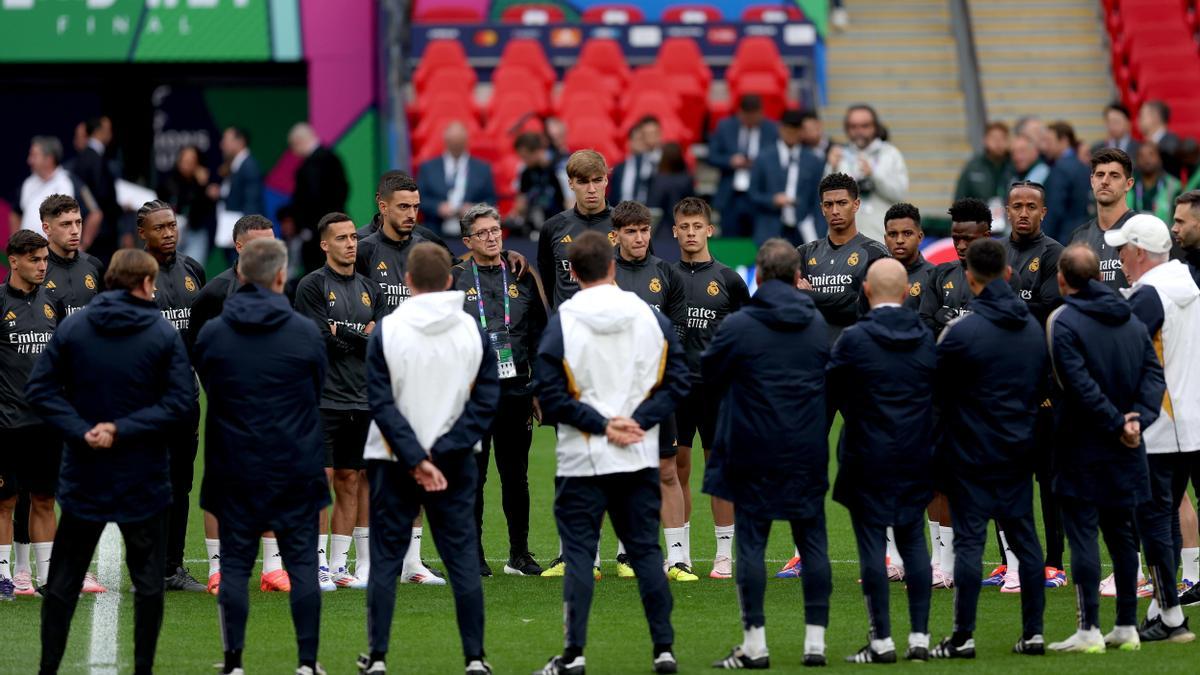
[417,122,496,236]
[1139,101,1183,179]
[289,123,349,274]
[1041,121,1091,242]
[708,95,779,237]
[1090,102,1139,160]
[749,109,825,246]
[194,238,331,675]
[212,126,265,256]
[70,116,121,263]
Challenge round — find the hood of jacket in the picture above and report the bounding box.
[860,305,928,350]
[1064,279,1131,326]
[85,291,163,335]
[972,279,1032,329]
[744,279,817,331]
[1136,259,1199,309]
[396,290,468,335]
[221,285,294,333]
[559,283,643,335]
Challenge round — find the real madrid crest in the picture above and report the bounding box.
[84,274,96,290]
[649,277,662,293]
[361,291,371,307]
[1029,257,1040,272]
[184,276,196,292]
[847,252,860,266]
[508,283,519,299]
[706,280,720,297]
[43,304,55,319]
[909,282,921,297]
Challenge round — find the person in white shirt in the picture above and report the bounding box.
[359,242,500,675]
[12,137,99,238]
[825,105,909,243]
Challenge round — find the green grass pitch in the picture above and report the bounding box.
[2,419,1197,673]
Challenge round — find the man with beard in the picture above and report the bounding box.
[825,104,909,242]
[1069,148,1137,290]
[39,194,105,316]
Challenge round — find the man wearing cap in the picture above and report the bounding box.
[1108,215,1199,643]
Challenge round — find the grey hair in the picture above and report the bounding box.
[237,238,288,286]
[31,136,63,164]
[756,238,801,284]
[460,203,501,238]
[1147,249,1170,264]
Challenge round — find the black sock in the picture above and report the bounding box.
[370,651,386,664]
[653,643,673,658]
[563,646,583,662]
[224,649,243,673]
[951,631,972,647]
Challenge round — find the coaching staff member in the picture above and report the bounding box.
[931,238,1048,659]
[704,239,833,669]
[194,238,330,675]
[1046,244,1173,652]
[534,230,688,675]
[359,243,499,675]
[829,258,936,663]
[26,249,195,675]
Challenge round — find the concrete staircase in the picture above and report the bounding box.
[969,0,1112,145]
[822,0,970,215]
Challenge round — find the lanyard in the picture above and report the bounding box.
[471,260,510,331]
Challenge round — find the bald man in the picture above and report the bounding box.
[828,259,938,663]
[290,121,349,272]
[417,122,496,235]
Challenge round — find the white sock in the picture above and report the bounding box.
[593,543,601,568]
[715,525,734,559]
[617,540,627,558]
[261,538,282,574]
[1182,546,1199,582]
[743,625,767,658]
[885,527,904,569]
[14,542,30,575]
[999,530,1019,578]
[403,528,423,570]
[1137,551,1146,581]
[33,542,52,584]
[0,544,10,579]
[804,624,826,655]
[664,527,686,566]
[682,522,691,565]
[316,534,329,570]
[870,636,895,654]
[1161,603,1185,628]
[205,538,221,577]
[908,633,930,650]
[1147,599,1161,620]
[928,521,941,564]
[353,527,370,576]
[329,534,352,574]
[939,526,955,577]
[793,546,800,559]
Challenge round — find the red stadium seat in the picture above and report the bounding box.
[413,40,470,90]
[726,36,789,91]
[492,153,523,216]
[741,4,805,23]
[409,89,477,127]
[497,39,557,93]
[564,115,624,155]
[581,3,645,24]
[562,64,623,101]
[413,4,486,24]
[500,3,566,25]
[657,37,713,89]
[413,110,481,152]
[577,39,631,88]
[556,89,618,121]
[662,4,724,24]
[491,66,552,113]
[484,95,545,140]
[414,66,477,99]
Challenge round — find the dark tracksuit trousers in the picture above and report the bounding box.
[1137,453,1194,615]
[948,483,1045,638]
[474,393,534,559]
[1033,408,1066,569]
[40,510,168,675]
[555,467,674,649]
[851,514,932,639]
[368,455,484,659]
[735,508,832,629]
[1060,496,1140,629]
[217,507,321,662]
[166,405,201,572]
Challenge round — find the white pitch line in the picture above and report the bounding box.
[89,523,122,675]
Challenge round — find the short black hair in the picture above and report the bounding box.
[965,238,1007,284]
[819,172,859,200]
[233,214,273,242]
[1060,244,1100,289]
[672,196,711,223]
[135,199,173,229]
[317,211,353,239]
[407,242,453,292]
[948,197,992,226]
[1008,180,1046,204]
[513,132,545,153]
[7,230,48,257]
[611,200,651,230]
[1144,99,1170,124]
[85,116,107,136]
[1048,121,1078,148]
[1176,189,1200,212]
[568,230,614,283]
[377,170,418,199]
[1105,101,1131,120]
[39,194,80,221]
[1091,147,1133,178]
[799,110,819,124]
[756,238,800,284]
[780,108,806,128]
[738,94,763,114]
[226,125,251,147]
[884,202,921,228]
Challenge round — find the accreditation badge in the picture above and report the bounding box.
[489,330,518,379]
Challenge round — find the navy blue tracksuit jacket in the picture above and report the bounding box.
[934,279,1048,500]
[25,290,195,523]
[701,279,830,519]
[828,306,936,525]
[1047,280,1164,507]
[194,284,331,527]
